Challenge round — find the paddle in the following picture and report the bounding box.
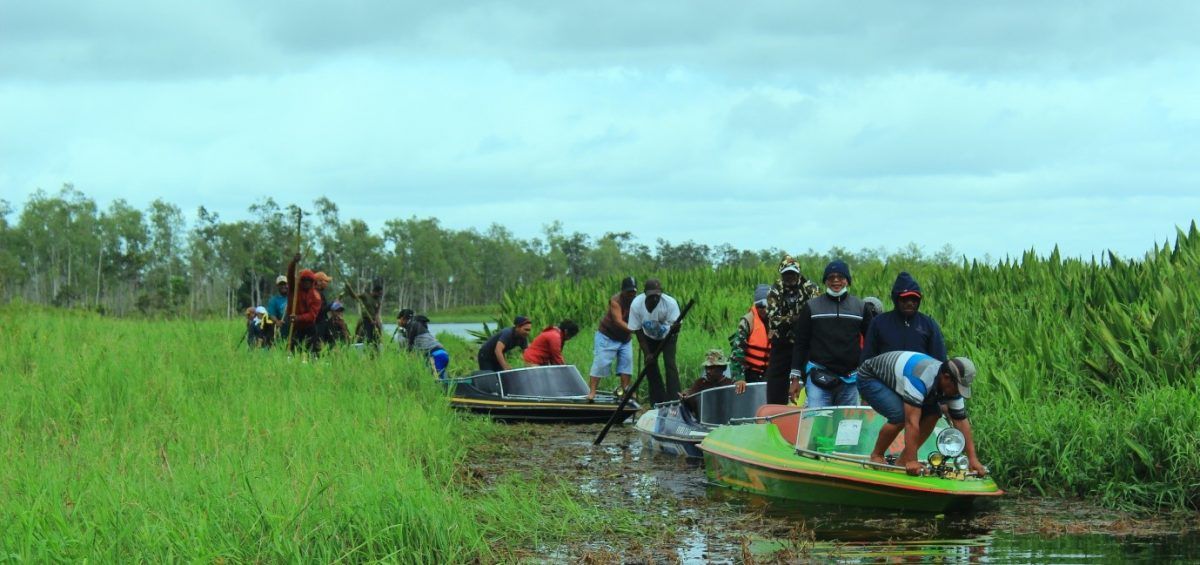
[594,298,696,445]
[285,208,304,352]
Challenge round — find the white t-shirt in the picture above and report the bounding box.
[627,293,680,340]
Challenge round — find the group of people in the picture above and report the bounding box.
[580,259,986,477]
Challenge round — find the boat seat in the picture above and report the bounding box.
[756,404,801,446]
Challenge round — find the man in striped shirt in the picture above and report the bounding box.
[856,351,987,477]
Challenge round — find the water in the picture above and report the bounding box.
[381,321,486,341]
[477,424,1200,563]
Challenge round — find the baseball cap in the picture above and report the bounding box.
[621,276,638,292]
[275,275,288,285]
[513,315,532,327]
[644,278,663,296]
[944,357,976,398]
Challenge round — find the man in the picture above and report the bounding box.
[628,278,682,404]
[346,281,385,348]
[682,349,735,398]
[789,260,874,409]
[729,283,771,386]
[313,272,334,348]
[856,351,988,477]
[763,256,821,405]
[266,275,289,347]
[523,320,580,366]
[285,253,323,352]
[398,308,451,379]
[327,301,351,345]
[477,316,533,372]
[587,276,638,402]
[861,272,947,363]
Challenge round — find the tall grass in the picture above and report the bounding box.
[0,308,637,561]
[503,223,1200,511]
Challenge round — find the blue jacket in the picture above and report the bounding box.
[860,272,947,362]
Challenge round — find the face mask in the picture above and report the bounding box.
[826,286,848,298]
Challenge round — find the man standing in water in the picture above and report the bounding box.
[629,278,682,405]
[586,276,638,402]
[763,257,820,405]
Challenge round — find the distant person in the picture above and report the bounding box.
[313,271,334,348]
[629,278,682,405]
[398,308,450,379]
[587,276,638,402]
[347,281,385,348]
[266,275,289,347]
[244,307,260,348]
[253,306,274,348]
[477,316,533,372]
[729,283,771,386]
[681,349,736,412]
[285,253,323,352]
[789,260,875,409]
[763,256,820,405]
[861,272,947,363]
[327,301,351,345]
[857,352,987,477]
[523,320,580,366]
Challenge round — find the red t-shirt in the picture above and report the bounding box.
[523,326,565,366]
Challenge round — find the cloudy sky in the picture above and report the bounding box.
[2,1,1198,260]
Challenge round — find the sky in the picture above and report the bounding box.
[2,1,1199,260]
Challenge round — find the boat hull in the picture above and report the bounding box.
[701,423,1002,512]
[635,408,704,457]
[451,396,638,424]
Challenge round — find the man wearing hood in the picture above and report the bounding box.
[789,260,875,408]
[285,253,324,353]
[861,272,947,363]
[763,257,821,404]
[729,283,771,386]
[398,309,450,379]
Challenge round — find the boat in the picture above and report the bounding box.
[700,405,1004,512]
[635,382,767,457]
[446,365,640,423]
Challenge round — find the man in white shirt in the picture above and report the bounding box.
[628,278,682,404]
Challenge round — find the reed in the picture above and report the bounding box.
[0,308,641,561]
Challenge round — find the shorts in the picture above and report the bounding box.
[857,377,940,425]
[430,348,450,380]
[589,332,633,377]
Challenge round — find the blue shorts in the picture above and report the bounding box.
[430,348,450,380]
[589,332,633,377]
[857,377,940,425]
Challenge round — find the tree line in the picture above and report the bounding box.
[0,184,959,318]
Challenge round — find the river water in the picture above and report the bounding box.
[471,424,1200,563]
[381,321,485,341]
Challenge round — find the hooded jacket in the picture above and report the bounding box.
[285,261,323,328]
[860,272,947,363]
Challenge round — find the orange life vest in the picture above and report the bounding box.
[743,306,770,373]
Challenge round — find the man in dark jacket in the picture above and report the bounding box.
[789,260,874,408]
[861,272,947,363]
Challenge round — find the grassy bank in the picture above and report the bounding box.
[0,308,642,561]
[501,224,1200,512]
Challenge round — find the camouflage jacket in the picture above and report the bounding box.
[765,279,820,341]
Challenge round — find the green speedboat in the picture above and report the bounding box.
[700,405,1003,512]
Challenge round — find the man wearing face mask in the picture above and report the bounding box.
[763,257,821,405]
[788,260,876,408]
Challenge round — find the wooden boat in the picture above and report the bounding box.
[446,365,639,423]
[700,405,1004,512]
[635,382,767,458]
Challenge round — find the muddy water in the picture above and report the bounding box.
[471,423,1200,563]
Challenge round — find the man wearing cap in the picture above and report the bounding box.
[628,278,682,404]
[587,276,639,401]
[398,308,451,379]
[856,351,988,477]
[284,253,323,353]
[729,283,771,386]
[266,275,289,347]
[861,272,947,363]
[789,260,875,409]
[327,301,351,345]
[477,316,533,372]
[681,349,736,411]
[763,256,821,405]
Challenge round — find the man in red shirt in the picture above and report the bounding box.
[523,320,580,366]
[285,253,323,353]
